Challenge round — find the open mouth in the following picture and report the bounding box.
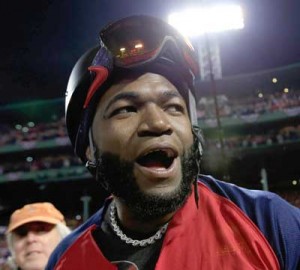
[136,149,177,169]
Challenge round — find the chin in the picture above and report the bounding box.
[139,177,183,197]
[23,262,46,270]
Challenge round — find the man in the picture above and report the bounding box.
[5,202,71,270]
[47,15,300,269]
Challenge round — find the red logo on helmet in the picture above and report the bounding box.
[83,66,109,108]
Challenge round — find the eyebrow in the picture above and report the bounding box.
[161,91,182,99]
[104,92,139,113]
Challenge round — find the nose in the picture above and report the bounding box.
[137,104,172,137]
[25,231,38,242]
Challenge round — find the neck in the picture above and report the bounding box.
[113,197,173,234]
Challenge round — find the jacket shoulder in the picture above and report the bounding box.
[198,175,300,270]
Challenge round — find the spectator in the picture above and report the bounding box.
[5,202,71,270]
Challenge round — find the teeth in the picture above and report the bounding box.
[165,149,175,158]
[136,148,177,169]
[142,148,175,158]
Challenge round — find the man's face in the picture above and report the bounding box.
[12,222,61,270]
[89,73,197,219]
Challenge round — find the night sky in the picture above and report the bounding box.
[1,0,300,105]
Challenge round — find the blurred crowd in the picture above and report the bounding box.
[0,92,299,178]
[278,190,300,208]
[0,154,82,176]
[0,117,68,148]
[1,125,299,178]
[197,89,300,119]
[0,90,299,151]
[205,124,300,150]
[0,227,9,267]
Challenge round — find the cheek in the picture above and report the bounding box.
[12,239,23,252]
[12,240,26,262]
[44,231,61,254]
[93,122,134,154]
[172,120,194,147]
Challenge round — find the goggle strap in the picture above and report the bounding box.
[188,89,198,126]
[88,128,97,164]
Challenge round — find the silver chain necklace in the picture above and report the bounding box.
[109,202,168,247]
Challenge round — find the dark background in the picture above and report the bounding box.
[0,0,300,105]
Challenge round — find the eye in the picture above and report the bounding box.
[109,106,137,118]
[14,227,28,237]
[13,223,54,237]
[165,104,185,114]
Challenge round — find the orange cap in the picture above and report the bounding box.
[7,202,65,233]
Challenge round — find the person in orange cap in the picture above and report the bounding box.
[5,202,71,270]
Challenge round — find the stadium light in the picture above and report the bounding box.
[168,4,244,37]
[168,4,244,181]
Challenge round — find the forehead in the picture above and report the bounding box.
[100,72,182,103]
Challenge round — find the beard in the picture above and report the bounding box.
[95,142,199,222]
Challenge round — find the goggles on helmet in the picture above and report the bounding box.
[83,15,199,110]
[100,15,198,71]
